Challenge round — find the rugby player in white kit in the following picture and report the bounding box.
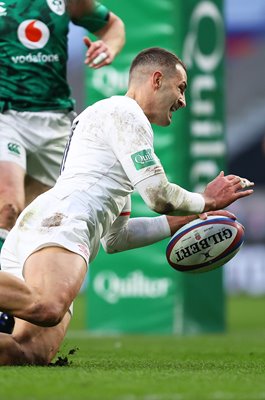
[0,47,254,365]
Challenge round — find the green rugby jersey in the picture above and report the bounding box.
[0,0,109,111]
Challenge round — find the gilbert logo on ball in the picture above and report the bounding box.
[166,216,245,273]
[17,20,50,49]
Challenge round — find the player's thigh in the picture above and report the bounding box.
[23,246,87,312]
[0,115,27,208]
[0,161,25,209]
[12,312,71,365]
[25,175,51,206]
[26,111,74,188]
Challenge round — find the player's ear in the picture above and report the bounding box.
[152,71,163,90]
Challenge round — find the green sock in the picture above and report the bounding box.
[0,237,5,251]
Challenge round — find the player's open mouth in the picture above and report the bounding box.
[169,105,177,118]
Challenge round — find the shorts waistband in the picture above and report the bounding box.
[0,99,73,113]
[0,100,12,112]
[0,99,41,112]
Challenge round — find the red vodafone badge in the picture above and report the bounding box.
[17,20,50,49]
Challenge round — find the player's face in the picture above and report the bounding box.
[155,64,187,126]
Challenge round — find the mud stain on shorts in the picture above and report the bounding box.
[18,210,36,230]
[41,212,66,228]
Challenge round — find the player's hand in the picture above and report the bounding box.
[166,209,237,235]
[202,171,254,211]
[83,37,113,69]
[198,209,237,220]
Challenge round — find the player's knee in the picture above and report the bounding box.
[0,203,20,230]
[31,301,66,327]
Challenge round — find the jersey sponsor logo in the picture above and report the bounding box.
[7,142,21,156]
[0,2,7,16]
[11,52,59,64]
[131,149,156,170]
[47,0,65,15]
[17,20,50,49]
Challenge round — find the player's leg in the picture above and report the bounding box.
[0,312,71,365]
[0,171,46,334]
[0,161,25,251]
[25,175,51,206]
[0,246,87,327]
[0,110,28,254]
[0,140,26,333]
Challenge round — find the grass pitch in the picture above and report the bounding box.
[0,295,264,400]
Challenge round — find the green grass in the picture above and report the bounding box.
[0,295,265,400]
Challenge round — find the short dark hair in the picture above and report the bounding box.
[129,47,186,77]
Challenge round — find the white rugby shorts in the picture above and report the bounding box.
[0,110,75,186]
[0,190,91,315]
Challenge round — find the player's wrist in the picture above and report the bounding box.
[202,195,217,212]
[166,215,197,236]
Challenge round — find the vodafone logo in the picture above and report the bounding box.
[17,20,50,49]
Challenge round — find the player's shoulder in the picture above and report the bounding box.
[100,96,141,113]
[77,96,150,133]
[80,96,141,119]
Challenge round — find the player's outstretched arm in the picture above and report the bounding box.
[202,171,254,212]
[83,12,125,68]
[102,202,237,254]
[135,170,253,217]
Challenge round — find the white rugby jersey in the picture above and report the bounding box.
[54,95,164,259]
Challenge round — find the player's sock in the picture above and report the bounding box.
[0,312,15,334]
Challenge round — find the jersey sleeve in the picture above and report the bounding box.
[71,1,109,32]
[101,196,171,254]
[108,106,164,186]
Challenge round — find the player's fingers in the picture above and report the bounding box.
[85,48,110,66]
[91,51,108,66]
[87,40,104,55]
[206,210,237,220]
[225,174,240,181]
[198,212,207,220]
[233,178,254,192]
[226,175,254,188]
[237,177,254,189]
[84,40,106,62]
[83,36,92,49]
[234,189,254,199]
[91,54,112,69]
[228,176,244,188]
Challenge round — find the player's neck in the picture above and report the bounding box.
[125,89,154,123]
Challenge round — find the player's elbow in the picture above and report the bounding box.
[146,198,175,215]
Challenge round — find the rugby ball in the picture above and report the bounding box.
[166,216,244,273]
